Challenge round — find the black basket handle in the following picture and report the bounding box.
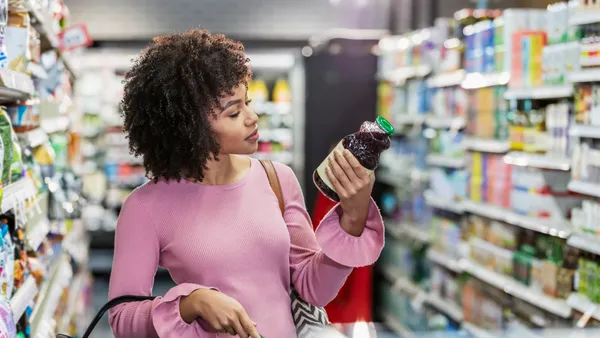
[56,295,155,338]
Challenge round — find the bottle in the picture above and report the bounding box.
[313,116,394,202]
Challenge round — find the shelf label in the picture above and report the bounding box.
[58,24,93,52]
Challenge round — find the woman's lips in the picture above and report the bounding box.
[246,129,259,141]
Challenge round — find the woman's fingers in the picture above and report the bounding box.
[325,166,347,198]
[239,311,261,338]
[342,149,369,180]
[334,150,360,182]
[328,152,352,191]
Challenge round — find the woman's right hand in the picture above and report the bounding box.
[179,288,261,338]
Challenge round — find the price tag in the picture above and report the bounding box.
[58,24,92,52]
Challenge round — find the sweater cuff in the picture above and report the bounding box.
[152,283,215,337]
[315,198,385,267]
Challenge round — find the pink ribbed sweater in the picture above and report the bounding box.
[108,158,384,338]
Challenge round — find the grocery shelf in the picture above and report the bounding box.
[25,217,50,251]
[427,250,462,273]
[569,11,600,26]
[503,152,571,171]
[462,137,510,153]
[0,68,34,103]
[567,293,600,322]
[386,221,430,243]
[424,190,464,214]
[58,272,85,333]
[425,293,463,322]
[460,259,572,318]
[570,124,600,139]
[568,68,600,83]
[568,180,600,198]
[461,72,510,89]
[462,323,497,338]
[382,311,414,338]
[30,256,73,337]
[426,154,465,168]
[425,116,465,129]
[427,70,465,88]
[41,116,70,134]
[567,232,600,256]
[17,128,49,148]
[9,276,38,321]
[462,200,572,238]
[503,85,574,100]
[1,177,38,214]
[381,265,424,297]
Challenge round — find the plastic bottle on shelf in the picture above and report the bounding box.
[272,78,291,103]
[313,116,394,202]
[249,79,269,103]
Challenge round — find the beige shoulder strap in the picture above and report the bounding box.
[259,159,285,216]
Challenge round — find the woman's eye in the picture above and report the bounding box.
[230,112,241,119]
[245,99,253,105]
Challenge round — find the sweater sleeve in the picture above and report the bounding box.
[277,164,385,307]
[108,189,214,338]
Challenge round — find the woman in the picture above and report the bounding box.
[108,29,384,338]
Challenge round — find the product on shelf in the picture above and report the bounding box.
[314,117,394,201]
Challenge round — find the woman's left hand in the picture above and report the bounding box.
[325,149,375,237]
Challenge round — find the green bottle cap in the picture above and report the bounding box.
[376,116,395,135]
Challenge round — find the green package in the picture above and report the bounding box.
[0,109,14,186]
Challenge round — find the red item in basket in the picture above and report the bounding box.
[311,191,373,323]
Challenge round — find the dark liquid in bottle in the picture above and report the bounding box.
[313,118,393,202]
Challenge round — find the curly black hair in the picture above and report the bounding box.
[121,29,251,183]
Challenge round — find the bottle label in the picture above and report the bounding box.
[315,140,373,193]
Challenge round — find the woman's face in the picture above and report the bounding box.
[210,84,260,155]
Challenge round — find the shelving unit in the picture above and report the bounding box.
[503,152,571,171]
[9,276,38,321]
[567,293,600,322]
[462,200,572,238]
[462,137,510,153]
[425,293,463,322]
[570,124,600,139]
[567,233,600,256]
[425,116,465,129]
[427,70,465,88]
[424,190,465,214]
[382,311,414,338]
[461,259,572,318]
[503,85,574,100]
[425,154,465,169]
[427,250,462,273]
[568,180,600,198]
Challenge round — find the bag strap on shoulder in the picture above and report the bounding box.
[259,159,285,216]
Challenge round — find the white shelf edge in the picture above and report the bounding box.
[9,276,38,320]
[568,68,600,83]
[567,233,600,256]
[427,70,466,88]
[461,72,510,89]
[381,265,424,297]
[382,311,414,338]
[569,11,600,26]
[463,137,510,153]
[504,85,574,100]
[1,177,37,214]
[569,180,600,198]
[503,152,571,171]
[426,154,465,169]
[17,128,49,149]
[424,190,465,214]
[570,124,600,139]
[567,293,600,322]
[31,256,73,337]
[461,259,572,318]
[40,116,70,134]
[59,272,85,333]
[395,115,426,126]
[425,116,465,129]
[427,249,463,273]
[462,200,572,238]
[25,217,50,251]
[426,293,464,322]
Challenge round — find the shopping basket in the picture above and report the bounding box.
[56,295,155,338]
